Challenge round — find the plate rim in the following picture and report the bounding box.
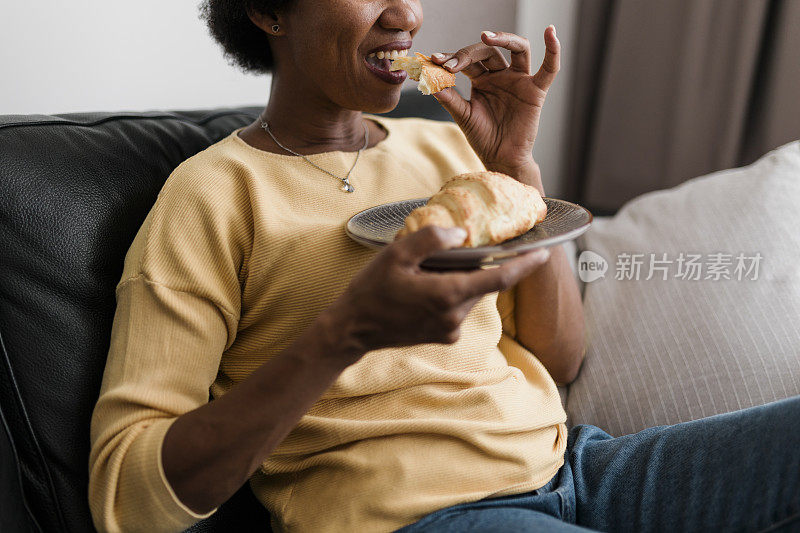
[345,196,594,259]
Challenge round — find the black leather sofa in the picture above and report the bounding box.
[0,93,452,532]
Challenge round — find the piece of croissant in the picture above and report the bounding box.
[389,52,456,95]
[395,171,547,248]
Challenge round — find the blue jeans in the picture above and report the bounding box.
[395,395,800,532]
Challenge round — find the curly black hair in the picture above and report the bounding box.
[199,0,294,74]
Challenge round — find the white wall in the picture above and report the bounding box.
[1,0,521,115]
[516,0,580,199]
[0,1,270,115]
[1,0,576,196]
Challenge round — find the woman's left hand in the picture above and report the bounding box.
[431,26,560,193]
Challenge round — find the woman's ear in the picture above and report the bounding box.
[246,5,283,36]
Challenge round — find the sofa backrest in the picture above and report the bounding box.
[0,93,453,532]
[0,107,268,532]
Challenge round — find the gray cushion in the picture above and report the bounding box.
[567,141,800,436]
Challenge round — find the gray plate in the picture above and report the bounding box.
[346,197,593,270]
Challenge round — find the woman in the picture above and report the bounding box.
[88,1,799,532]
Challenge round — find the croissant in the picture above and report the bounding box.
[395,171,547,247]
[389,52,456,95]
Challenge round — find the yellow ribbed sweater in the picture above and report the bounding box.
[88,114,567,533]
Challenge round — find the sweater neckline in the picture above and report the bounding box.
[228,113,392,159]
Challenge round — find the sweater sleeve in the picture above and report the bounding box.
[88,161,253,532]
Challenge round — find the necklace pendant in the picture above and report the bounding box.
[259,116,366,194]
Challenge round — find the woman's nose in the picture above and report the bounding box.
[378,0,422,33]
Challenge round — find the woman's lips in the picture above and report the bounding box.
[364,56,407,85]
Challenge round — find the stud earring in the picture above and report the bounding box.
[271,24,280,33]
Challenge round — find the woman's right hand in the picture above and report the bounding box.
[157,226,550,516]
[327,225,551,354]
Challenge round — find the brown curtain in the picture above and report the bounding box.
[564,0,800,214]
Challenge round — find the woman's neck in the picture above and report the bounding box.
[258,73,378,154]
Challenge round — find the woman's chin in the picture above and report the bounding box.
[358,86,405,114]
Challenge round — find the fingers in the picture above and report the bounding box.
[392,225,467,266]
[479,30,531,74]
[432,86,471,127]
[471,40,510,73]
[461,61,490,79]
[531,25,561,93]
[455,247,551,299]
[430,28,559,92]
[430,41,510,79]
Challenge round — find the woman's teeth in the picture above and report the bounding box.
[367,49,409,60]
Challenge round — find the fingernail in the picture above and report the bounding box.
[549,24,557,37]
[432,53,445,60]
[482,30,497,38]
[443,58,458,69]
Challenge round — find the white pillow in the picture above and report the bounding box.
[567,141,800,436]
